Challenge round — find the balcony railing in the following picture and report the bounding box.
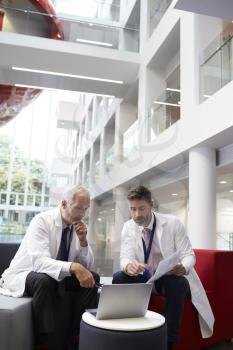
[148,89,180,141]
[0,191,49,207]
[0,4,139,52]
[123,120,139,160]
[200,22,233,102]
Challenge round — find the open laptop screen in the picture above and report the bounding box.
[88,283,152,320]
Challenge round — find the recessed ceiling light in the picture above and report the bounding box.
[153,101,180,107]
[12,67,123,84]
[171,193,178,196]
[166,88,180,92]
[229,190,233,193]
[219,181,228,184]
[76,38,113,47]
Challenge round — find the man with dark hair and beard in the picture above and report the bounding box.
[113,185,214,350]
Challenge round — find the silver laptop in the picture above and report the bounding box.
[87,283,152,320]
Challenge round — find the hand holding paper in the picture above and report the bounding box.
[147,250,181,283]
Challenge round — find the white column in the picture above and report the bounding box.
[180,12,199,117]
[18,211,26,225]
[82,158,86,185]
[89,146,95,187]
[114,108,123,165]
[189,147,216,249]
[88,199,99,245]
[139,0,149,53]
[92,97,97,129]
[99,129,106,177]
[112,186,129,271]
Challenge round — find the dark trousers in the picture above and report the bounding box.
[112,271,190,343]
[25,271,99,350]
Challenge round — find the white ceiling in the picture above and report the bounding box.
[0,31,140,98]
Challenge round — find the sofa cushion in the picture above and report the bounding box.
[0,295,34,350]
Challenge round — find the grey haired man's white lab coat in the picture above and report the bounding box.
[0,207,94,297]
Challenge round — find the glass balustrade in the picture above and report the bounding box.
[200,22,233,102]
[0,191,49,207]
[0,3,140,52]
[123,120,139,160]
[148,89,180,141]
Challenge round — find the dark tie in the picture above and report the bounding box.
[58,226,71,261]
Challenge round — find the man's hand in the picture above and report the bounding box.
[73,221,88,247]
[126,261,145,276]
[170,263,186,276]
[70,262,95,288]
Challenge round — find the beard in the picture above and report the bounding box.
[134,216,146,225]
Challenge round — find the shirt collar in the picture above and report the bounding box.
[62,220,72,230]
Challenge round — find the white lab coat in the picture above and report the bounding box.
[120,212,214,338]
[0,207,94,297]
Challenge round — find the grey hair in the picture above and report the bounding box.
[62,185,90,203]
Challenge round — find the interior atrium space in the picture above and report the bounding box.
[0,0,233,278]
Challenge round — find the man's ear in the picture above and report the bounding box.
[61,200,67,209]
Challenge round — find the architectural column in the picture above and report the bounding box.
[82,157,86,185]
[18,210,26,225]
[88,199,99,245]
[112,186,129,271]
[92,97,98,130]
[89,146,95,188]
[189,147,216,249]
[99,129,106,177]
[139,0,149,53]
[180,12,199,117]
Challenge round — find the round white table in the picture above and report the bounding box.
[79,310,167,350]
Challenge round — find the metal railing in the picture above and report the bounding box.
[148,89,180,141]
[200,23,233,102]
[0,191,49,207]
[0,3,140,52]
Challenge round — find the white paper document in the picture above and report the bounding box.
[147,250,180,283]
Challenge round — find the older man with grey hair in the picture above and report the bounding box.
[0,185,99,350]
